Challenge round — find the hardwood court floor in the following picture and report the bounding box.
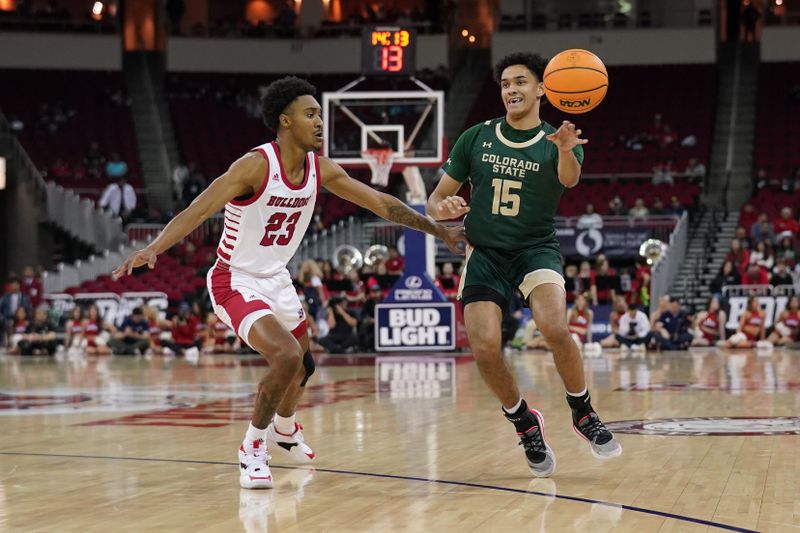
[1,348,799,532]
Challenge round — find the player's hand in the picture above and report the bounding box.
[440,225,469,256]
[546,120,589,151]
[112,248,157,280]
[436,196,470,220]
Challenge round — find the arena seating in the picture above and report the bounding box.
[559,180,700,216]
[754,62,800,182]
[463,64,716,176]
[0,69,141,200]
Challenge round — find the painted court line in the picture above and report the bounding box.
[0,451,757,533]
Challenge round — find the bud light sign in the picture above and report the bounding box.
[375,303,455,351]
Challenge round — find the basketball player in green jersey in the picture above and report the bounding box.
[428,52,622,477]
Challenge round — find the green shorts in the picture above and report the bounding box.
[458,241,565,307]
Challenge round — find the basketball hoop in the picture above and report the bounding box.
[362,148,395,187]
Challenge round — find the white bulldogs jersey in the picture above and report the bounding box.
[216,141,319,277]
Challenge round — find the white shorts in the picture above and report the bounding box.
[207,260,307,347]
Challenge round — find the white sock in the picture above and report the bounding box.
[566,387,588,398]
[244,422,268,445]
[502,397,523,414]
[274,413,296,435]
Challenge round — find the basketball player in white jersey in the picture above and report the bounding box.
[113,77,466,489]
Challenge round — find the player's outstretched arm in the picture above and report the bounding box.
[112,153,266,279]
[546,120,587,188]
[319,157,467,256]
[426,173,470,221]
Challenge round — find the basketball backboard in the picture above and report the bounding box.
[322,88,445,168]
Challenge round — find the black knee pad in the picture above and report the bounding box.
[300,350,315,386]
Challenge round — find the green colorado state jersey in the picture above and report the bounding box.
[442,118,584,251]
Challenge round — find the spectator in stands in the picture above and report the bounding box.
[741,3,760,43]
[685,158,706,182]
[592,259,617,304]
[385,246,404,275]
[17,308,57,356]
[163,306,201,357]
[563,264,579,304]
[8,115,24,132]
[577,203,603,229]
[734,226,752,250]
[83,304,113,355]
[567,294,593,347]
[204,313,239,353]
[649,294,671,330]
[767,296,800,346]
[172,162,194,202]
[182,170,206,206]
[298,260,327,322]
[792,168,800,191]
[319,296,358,353]
[310,203,325,233]
[750,213,776,245]
[652,297,692,350]
[750,240,774,272]
[166,0,185,35]
[739,204,759,233]
[770,259,794,287]
[83,141,105,179]
[691,296,726,347]
[48,158,72,180]
[275,1,298,37]
[658,126,677,149]
[651,162,674,186]
[64,306,85,353]
[725,239,750,275]
[649,197,667,215]
[109,307,151,355]
[628,198,649,220]
[606,195,625,216]
[99,177,137,221]
[144,305,170,355]
[753,168,772,190]
[774,207,798,240]
[19,266,43,309]
[436,262,460,298]
[599,296,628,348]
[720,296,765,348]
[104,152,128,180]
[577,261,594,302]
[6,307,30,354]
[743,263,769,285]
[616,305,651,353]
[667,196,685,216]
[358,284,383,351]
[775,237,796,266]
[710,260,741,296]
[0,280,32,347]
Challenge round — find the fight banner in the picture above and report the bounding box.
[45,292,168,327]
[557,227,650,258]
[726,296,790,330]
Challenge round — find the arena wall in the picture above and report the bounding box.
[0,33,121,70]
[493,27,716,65]
[761,27,800,62]
[166,34,449,73]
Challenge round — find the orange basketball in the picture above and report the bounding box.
[543,49,608,114]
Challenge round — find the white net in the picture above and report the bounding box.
[362,149,395,187]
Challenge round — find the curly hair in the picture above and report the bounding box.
[260,76,317,131]
[493,52,548,84]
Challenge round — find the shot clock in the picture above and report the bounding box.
[362,26,416,75]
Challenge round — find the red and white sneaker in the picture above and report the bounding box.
[266,422,316,464]
[238,438,273,489]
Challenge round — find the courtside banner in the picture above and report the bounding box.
[375,302,456,351]
[557,227,650,258]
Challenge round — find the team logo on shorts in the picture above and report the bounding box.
[605,417,800,436]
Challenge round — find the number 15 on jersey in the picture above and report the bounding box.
[491,178,521,217]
